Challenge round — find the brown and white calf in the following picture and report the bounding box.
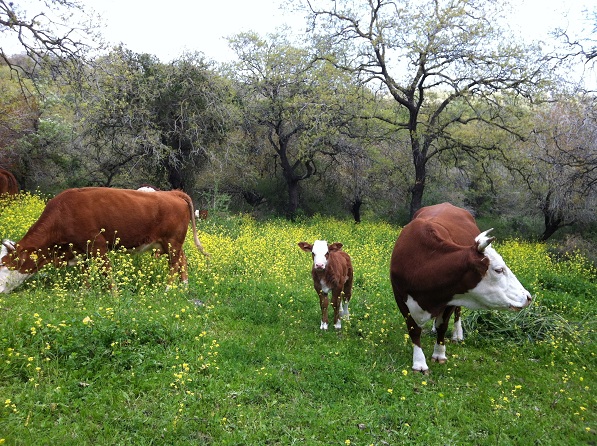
[298,240,353,330]
[390,203,532,372]
[0,187,209,293]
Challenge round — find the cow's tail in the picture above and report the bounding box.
[181,192,210,258]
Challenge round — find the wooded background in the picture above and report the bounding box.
[1,0,596,242]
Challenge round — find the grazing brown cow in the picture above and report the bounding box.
[0,169,19,196]
[0,187,209,293]
[298,240,353,330]
[390,203,532,372]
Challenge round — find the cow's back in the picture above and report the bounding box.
[412,202,480,245]
[21,188,191,250]
[390,202,485,299]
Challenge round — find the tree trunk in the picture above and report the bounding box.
[286,179,300,219]
[540,211,574,241]
[540,223,559,241]
[409,148,426,220]
[351,199,362,223]
[167,165,185,191]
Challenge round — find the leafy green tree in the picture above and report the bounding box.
[226,31,363,218]
[0,65,40,152]
[78,48,231,190]
[0,0,99,88]
[513,95,597,240]
[304,0,550,218]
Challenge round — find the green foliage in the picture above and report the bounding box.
[0,197,595,445]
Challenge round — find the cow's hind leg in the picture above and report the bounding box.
[432,306,455,364]
[340,273,353,320]
[395,297,428,373]
[166,244,188,288]
[85,235,114,289]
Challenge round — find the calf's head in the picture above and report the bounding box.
[298,240,343,271]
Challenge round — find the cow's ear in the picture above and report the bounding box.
[475,229,495,252]
[298,242,313,252]
[328,242,343,252]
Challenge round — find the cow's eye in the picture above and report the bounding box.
[494,267,505,274]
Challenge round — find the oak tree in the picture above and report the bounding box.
[304,0,549,218]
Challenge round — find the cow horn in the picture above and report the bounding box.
[2,240,16,251]
[476,229,495,252]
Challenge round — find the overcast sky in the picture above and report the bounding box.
[82,0,595,63]
[3,0,594,64]
[87,0,305,62]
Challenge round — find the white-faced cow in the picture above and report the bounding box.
[390,203,532,373]
[0,187,209,293]
[298,240,353,330]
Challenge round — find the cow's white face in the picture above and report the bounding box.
[0,242,31,294]
[311,240,329,271]
[450,244,532,311]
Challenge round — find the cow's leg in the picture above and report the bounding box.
[395,298,428,372]
[86,236,113,288]
[451,306,464,342]
[166,245,188,286]
[432,306,455,364]
[331,289,342,329]
[319,291,329,330]
[177,250,189,284]
[340,273,353,320]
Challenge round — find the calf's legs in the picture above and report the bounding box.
[318,289,351,330]
[319,291,330,330]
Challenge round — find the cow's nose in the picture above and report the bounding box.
[314,262,325,269]
[524,293,532,306]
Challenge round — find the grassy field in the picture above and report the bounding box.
[0,194,595,445]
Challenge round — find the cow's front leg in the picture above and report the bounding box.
[319,291,329,330]
[431,306,455,364]
[451,306,464,342]
[331,290,342,329]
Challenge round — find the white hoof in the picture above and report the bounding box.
[431,343,447,364]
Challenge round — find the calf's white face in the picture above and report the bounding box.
[449,234,532,311]
[0,242,31,294]
[311,240,329,271]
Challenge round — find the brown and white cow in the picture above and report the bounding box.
[0,168,19,196]
[298,240,353,330]
[0,187,209,293]
[390,203,532,372]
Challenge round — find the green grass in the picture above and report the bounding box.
[0,196,596,445]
